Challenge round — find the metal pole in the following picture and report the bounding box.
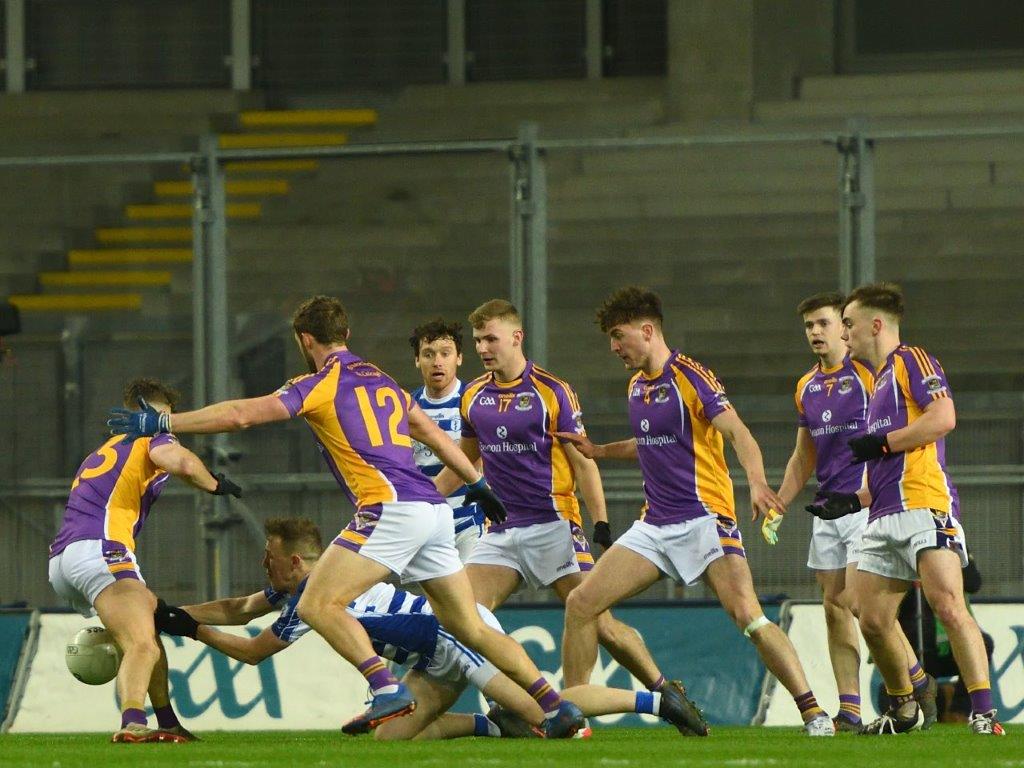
[230,0,252,91]
[4,0,26,93]
[446,0,466,86]
[191,150,211,600]
[59,317,86,476]
[509,122,548,367]
[509,137,527,316]
[837,121,876,293]
[585,0,603,80]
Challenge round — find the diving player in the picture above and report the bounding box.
[434,299,684,707]
[769,291,936,731]
[154,516,708,739]
[108,295,582,737]
[49,378,240,743]
[409,318,485,562]
[808,283,1001,736]
[555,286,834,736]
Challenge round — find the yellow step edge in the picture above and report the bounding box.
[69,249,192,265]
[40,271,173,287]
[125,202,262,220]
[239,109,377,127]
[9,293,143,311]
[154,179,291,197]
[224,159,320,173]
[218,132,348,149]
[96,227,192,244]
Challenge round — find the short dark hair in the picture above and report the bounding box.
[468,299,520,329]
[409,318,463,356]
[797,291,845,317]
[292,296,350,345]
[123,378,180,409]
[264,517,323,559]
[595,286,663,333]
[844,282,905,322]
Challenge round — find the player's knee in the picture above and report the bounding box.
[822,592,851,624]
[929,593,969,630]
[122,632,161,663]
[565,586,600,622]
[296,591,343,628]
[857,611,891,640]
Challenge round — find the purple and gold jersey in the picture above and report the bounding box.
[795,356,874,501]
[864,345,956,522]
[49,433,177,557]
[275,350,443,511]
[461,361,584,531]
[628,352,735,526]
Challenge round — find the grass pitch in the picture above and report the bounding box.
[0,725,1019,767]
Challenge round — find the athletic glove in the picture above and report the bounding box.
[107,397,170,444]
[805,491,861,521]
[760,508,783,546]
[211,472,242,498]
[154,598,199,639]
[848,433,891,463]
[464,478,507,525]
[592,521,613,550]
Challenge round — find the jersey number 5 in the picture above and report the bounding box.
[354,386,412,448]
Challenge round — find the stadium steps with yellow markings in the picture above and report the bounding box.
[153,179,290,197]
[68,248,192,267]
[95,226,192,244]
[238,108,377,128]
[39,270,173,289]
[7,293,144,312]
[124,202,262,220]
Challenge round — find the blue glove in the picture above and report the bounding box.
[107,397,170,444]
[464,478,508,525]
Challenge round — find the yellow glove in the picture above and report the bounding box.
[761,508,783,546]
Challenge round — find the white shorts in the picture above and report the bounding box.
[807,509,868,571]
[455,523,482,564]
[465,519,593,590]
[615,514,744,587]
[48,539,145,617]
[334,502,464,585]
[857,508,968,582]
[425,604,502,690]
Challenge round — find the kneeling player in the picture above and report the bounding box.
[155,517,709,739]
[48,378,241,743]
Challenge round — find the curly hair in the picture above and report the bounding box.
[409,318,464,356]
[595,286,663,333]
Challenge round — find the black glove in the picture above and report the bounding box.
[464,478,507,525]
[592,521,613,550]
[805,491,861,521]
[211,472,242,498]
[848,433,891,464]
[154,598,200,639]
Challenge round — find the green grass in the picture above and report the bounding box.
[0,726,1020,767]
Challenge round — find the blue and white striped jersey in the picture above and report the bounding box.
[411,380,484,535]
[265,580,441,671]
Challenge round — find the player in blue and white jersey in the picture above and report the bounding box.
[409,318,486,561]
[155,517,707,739]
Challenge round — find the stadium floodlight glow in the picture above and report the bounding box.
[65,626,122,685]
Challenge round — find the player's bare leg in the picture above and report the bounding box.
[918,548,998,731]
[420,568,583,736]
[464,564,521,611]
[147,638,194,741]
[704,555,827,728]
[94,580,161,742]
[817,567,861,727]
[562,545,662,687]
[552,571,662,688]
[375,672,463,740]
[297,545,394,665]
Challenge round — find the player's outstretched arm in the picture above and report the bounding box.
[149,441,241,497]
[553,431,639,461]
[711,409,786,521]
[195,625,288,666]
[181,591,276,625]
[109,394,291,441]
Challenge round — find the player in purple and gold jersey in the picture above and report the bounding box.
[435,300,685,714]
[107,296,584,738]
[556,287,834,736]
[771,291,935,731]
[808,283,1001,736]
[50,378,240,743]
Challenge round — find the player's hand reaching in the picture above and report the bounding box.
[805,491,861,520]
[749,480,786,522]
[592,521,613,550]
[760,508,783,546]
[553,431,600,459]
[107,397,170,444]
[211,472,243,498]
[154,598,199,639]
[464,477,507,525]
